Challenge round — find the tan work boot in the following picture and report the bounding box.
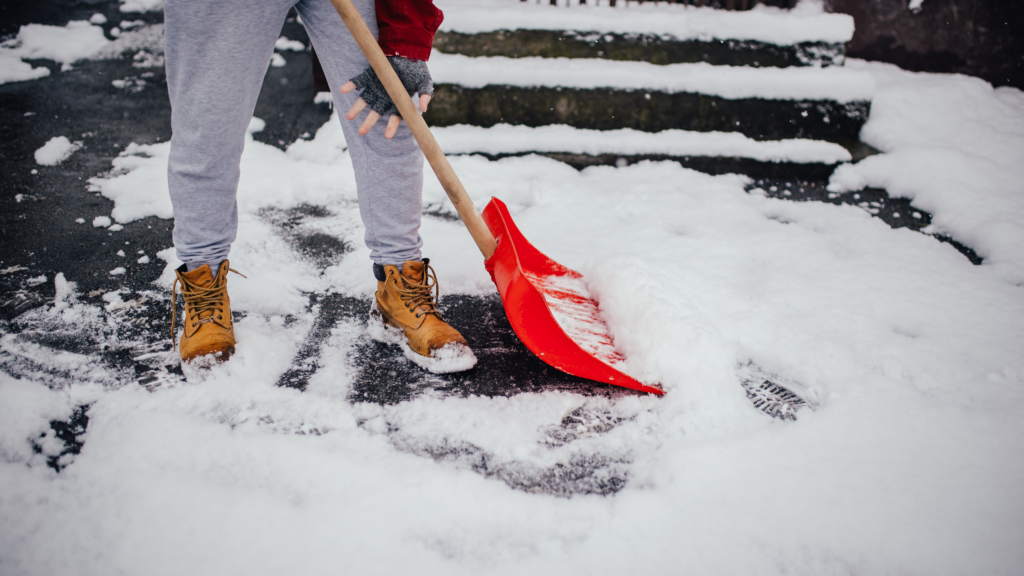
[371,259,476,373]
[172,260,241,364]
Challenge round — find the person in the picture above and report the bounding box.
[166,0,474,371]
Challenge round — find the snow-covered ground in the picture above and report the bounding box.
[830,59,1024,284]
[3,6,1024,576]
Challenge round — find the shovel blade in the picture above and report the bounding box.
[482,198,664,396]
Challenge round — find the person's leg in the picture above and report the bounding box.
[297,0,473,370]
[295,0,425,267]
[164,0,293,269]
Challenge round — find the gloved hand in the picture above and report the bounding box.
[340,56,433,139]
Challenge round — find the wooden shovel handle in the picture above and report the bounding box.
[329,0,497,260]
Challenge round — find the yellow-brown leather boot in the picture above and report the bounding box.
[172,260,239,364]
[372,259,476,373]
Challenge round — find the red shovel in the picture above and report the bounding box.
[331,0,664,396]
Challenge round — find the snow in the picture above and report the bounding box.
[89,13,108,25]
[17,86,1024,574]
[120,0,163,13]
[436,0,854,45]
[92,216,112,228]
[431,53,875,103]
[270,53,286,68]
[523,270,632,374]
[368,313,479,373]
[275,37,306,52]
[91,24,164,63]
[0,21,109,77]
[0,372,75,465]
[829,60,1024,283]
[4,13,1024,574]
[435,124,852,164]
[34,136,82,166]
[0,53,51,84]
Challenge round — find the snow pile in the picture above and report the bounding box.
[0,52,50,84]
[0,20,164,85]
[0,21,109,82]
[436,0,854,45]
[523,270,634,375]
[275,36,306,51]
[431,53,875,102]
[0,372,78,467]
[120,0,163,13]
[90,24,164,64]
[829,60,1024,283]
[34,136,83,166]
[435,124,852,163]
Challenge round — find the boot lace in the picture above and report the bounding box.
[393,262,440,319]
[171,265,245,348]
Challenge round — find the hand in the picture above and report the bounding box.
[340,56,433,139]
[340,83,431,139]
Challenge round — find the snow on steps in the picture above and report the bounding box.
[434,29,846,69]
[425,54,873,143]
[435,0,854,45]
[425,0,873,173]
[432,0,854,69]
[429,54,873,102]
[433,124,852,179]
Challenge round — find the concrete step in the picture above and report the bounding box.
[426,85,868,143]
[433,0,851,67]
[434,29,844,68]
[420,2,871,175]
[431,123,865,180]
[425,54,873,143]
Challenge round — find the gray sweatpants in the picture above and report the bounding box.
[165,0,424,269]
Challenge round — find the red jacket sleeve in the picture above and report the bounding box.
[375,0,444,61]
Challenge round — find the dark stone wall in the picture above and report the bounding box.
[826,0,1024,89]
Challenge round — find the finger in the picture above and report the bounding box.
[419,94,431,113]
[339,81,357,94]
[345,98,367,121]
[358,110,381,135]
[384,115,402,139]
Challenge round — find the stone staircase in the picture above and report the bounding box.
[422,0,874,181]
